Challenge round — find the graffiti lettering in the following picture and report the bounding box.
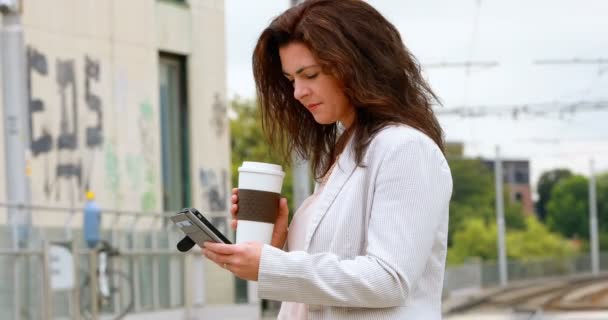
[27,47,52,156]
[199,168,227,212]
[26,45,104,201]
[211,93,226,137]
[56,59,78,150]
[85,56,103,147]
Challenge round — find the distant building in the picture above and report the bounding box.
[482,159,535,215]
[445,141,534,215]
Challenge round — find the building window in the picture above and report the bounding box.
[514,192,523,202]
[514,170,529,184]
[159,54,190,211]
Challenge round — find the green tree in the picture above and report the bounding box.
[447,159,494,246]
[448,217,576,265]
[507,217,576,261]
[447,158,526,246]
[545,172,608,240]
[546,175,589,238]
[597,172,608,232]
[447,218,498,264]
[229,98,295,214]
[535,169,573,221]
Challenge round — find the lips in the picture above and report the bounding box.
[307,103,321,111]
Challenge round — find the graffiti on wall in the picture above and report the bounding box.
[25,45,161,211]
[27,46,103,201]
[139,101,157,212]
[210,93,227,138]
[199,168,227,212]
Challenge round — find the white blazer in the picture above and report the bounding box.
[258,125,453,319]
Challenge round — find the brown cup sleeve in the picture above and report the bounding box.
[238,189,280,223]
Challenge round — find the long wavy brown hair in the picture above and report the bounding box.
[252,0,444,180]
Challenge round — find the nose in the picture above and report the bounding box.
[293,80,310,101]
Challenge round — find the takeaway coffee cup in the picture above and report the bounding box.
[236,162,285,244]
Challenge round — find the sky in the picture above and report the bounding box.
[225,0,608,190]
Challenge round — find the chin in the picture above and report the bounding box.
[312,117,336,125]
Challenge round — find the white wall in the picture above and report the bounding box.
[0,0,229,221]
[0,0,234,304]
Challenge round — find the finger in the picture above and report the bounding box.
[204,242,240,255]
[231,204,238,218]
[203,248,232,266]
[279,198,288,216]
[231,218,238,230]
[232,188,238,196]
[271,199,289,249]
[231,193,238,205]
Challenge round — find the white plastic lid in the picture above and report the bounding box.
[238,161,285,177]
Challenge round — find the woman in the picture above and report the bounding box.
[203,0,453,318]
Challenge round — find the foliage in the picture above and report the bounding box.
[447,158,526,246]
[535,169,573,221]
[507,217,576,261]
[448,216,576,265]
[545,175,589,238]
[545,172,608,239]
[229,98,295,214]
[447,218,498,264]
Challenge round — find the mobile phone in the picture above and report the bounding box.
[170,208,231,250]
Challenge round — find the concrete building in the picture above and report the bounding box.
[445,142,534,215]
[482,159,535,215]
[1,0,238,314]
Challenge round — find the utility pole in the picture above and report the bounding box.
[494,146,508,286]
[1,2,32,320]
[589,159,599,275]
[1,0,31,250]
[289,0,311,210]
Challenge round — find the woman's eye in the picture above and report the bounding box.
[306,73,318,79]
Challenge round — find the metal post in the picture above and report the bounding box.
[589,159,599,274]
[494,146,508,286]
[289,0,309,211]
[12,253,21,320]
[151,217,159,310]
[292,154,311,210]
[1,0,31,250]
[71,240,80,320]
[89,246,99,319]
[184,253,193,319]
[130,216,141,312]
[111,214,121,316]
[41,241,53,320]
[1,7,33,319]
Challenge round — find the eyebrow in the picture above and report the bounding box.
[282,65,319,77]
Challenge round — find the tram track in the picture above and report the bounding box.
[446,274,608,315]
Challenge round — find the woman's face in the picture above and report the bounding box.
[279,42,355,128]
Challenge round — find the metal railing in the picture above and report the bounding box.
[443,252,608,297]
[0,202,236,320]
[8,201,606,318]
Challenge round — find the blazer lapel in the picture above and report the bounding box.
[304,138,358,251]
